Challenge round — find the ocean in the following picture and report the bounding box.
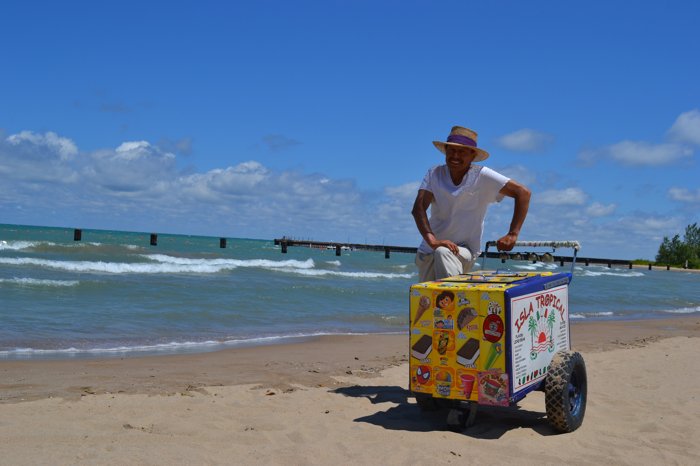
[1,224,699,360]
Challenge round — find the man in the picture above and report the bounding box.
[412,125,531,282]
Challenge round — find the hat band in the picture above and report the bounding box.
[446,134,477,147]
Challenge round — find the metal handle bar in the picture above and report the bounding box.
[484,240,581,250]
[482,240,580,275]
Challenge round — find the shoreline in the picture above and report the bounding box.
[1,315,698,404]
[1,316,698,464]
[1,311,699,362]
[629,263,700,273]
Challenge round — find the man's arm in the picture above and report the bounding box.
[495,180,531,251]
[411,189,460,255]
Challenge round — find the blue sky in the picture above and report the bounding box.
[1,0,698,259]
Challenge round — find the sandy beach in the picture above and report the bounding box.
[1,316,699,465]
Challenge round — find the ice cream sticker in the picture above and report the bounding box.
[482,314,504,343]
[477,370,509,406]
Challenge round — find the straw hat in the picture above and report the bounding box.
[433,126,489,162]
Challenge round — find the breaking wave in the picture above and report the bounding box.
[0,255,316,275]
[0,277,80,287]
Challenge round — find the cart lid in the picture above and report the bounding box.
[439,271,554,284]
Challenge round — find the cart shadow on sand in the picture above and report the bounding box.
[332,384,558,439]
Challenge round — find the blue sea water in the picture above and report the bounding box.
[1,224,699,359]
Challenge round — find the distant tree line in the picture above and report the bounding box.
[656,223,700,268]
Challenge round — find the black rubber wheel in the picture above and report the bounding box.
[545,351,587,433]
[446,408,466,431]
[415,393,439,412]
[446,403,478,431]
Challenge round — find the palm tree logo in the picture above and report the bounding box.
[528,315,538,360]
[528,309,557,360]
[546,311,556,352]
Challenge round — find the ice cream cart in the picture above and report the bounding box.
[409,241,587,433]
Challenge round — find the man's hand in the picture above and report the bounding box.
[496,233,518,251]
[429,239,460,255]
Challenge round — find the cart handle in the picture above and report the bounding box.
[482,240,580,275]
[484,240,581,250]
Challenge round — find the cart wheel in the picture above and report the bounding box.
[446,403,477,431]
[414,393,439,412]
[446,408,466,431]
[545,351,587,433]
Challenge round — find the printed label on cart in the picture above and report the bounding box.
[477,370,509,406]
[510,285,570,392]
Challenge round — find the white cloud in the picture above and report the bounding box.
[114,141,161,160]
[668,109,700,146]
[1,128,695,259]
[606,140,692,166]
[6,131,78,160]
[497,164,537,186]
[1,131,79,183]
[668,187,700,203]
[85,141,177,193]
[496,129,554,153]
[580,110,700,167]
[626,215,683,237]
[385,181,420,200]
[585,202,616,217]
[0,131,387,241]
[537,187,587,206]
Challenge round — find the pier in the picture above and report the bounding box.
[65,228,678,270]
[273,238,415,259]
[273,237,650,269]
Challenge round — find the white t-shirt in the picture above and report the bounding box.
[417,164,510,255]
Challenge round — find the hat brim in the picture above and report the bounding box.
[433,141,489,162]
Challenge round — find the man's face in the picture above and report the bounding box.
[445,145,477,172]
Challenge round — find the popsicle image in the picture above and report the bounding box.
[485,342,503,369]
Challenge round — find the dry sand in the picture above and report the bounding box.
[1,316,699,465]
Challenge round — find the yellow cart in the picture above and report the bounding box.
[409,241,586,432]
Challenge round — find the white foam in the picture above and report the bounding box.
[144,254,315,269]
[0,240,39,251]
[662,306,700,314]
[579,269,645,278]
[0,277,79,287]
[570,311,614,319]
[0,331,387,358]
[513,264,539,271]
[275,267,414,279]
[325,260,342,266]
[0,254,414,279]
[0,256,316,275]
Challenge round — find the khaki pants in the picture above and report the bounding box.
[415,246,476,282]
